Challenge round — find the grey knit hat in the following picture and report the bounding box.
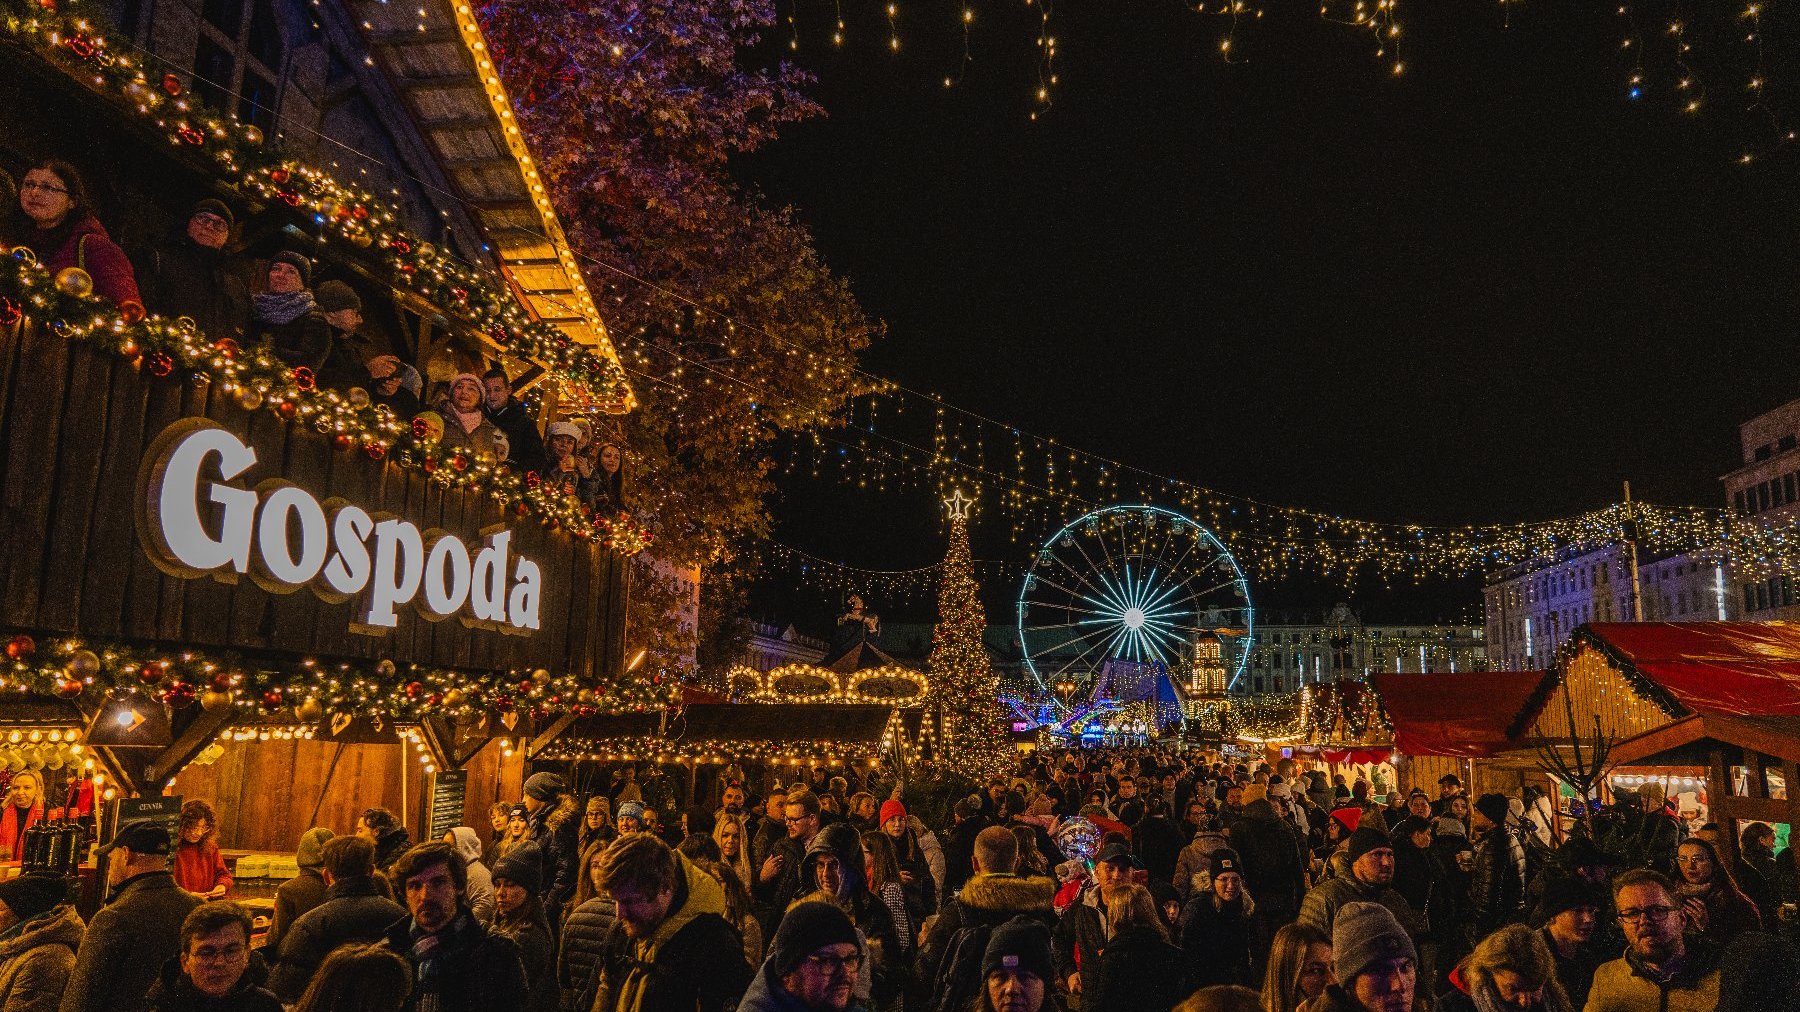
[1333,901,1416,984]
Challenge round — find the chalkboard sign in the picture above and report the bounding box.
[428,772,467,841]
[104,794,183,849]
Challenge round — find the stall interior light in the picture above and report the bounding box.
[115,708,144,731]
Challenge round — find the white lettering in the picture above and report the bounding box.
[421,533,473,619]
[139,422,548,635]
[367,519,424,628]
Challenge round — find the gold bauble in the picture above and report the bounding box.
[345,386,371,409]
[376,659,397,678]
[10,247,36,267]
[53,267,93,298]
[242,124,264,145]
[416,242,435,260]
[351,233,374,248]
[236,387,265,411]
[200,690,233,712]
[295,696,324,722]
[530,668,552,685]
[442,688,466,708]
[64,649,101,681]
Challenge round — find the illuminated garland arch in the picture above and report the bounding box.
[724,662,929,705]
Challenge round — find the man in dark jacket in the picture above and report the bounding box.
[60,819,203,1012]
[1233,796,1308,957]
[1298,828,1429,945]
[805,823,902,1007]
[919,826,1056,1003]
[521,772,581,925]
[483,368,546,474]
[1468,793,1526,935]
[382,842,528,1012]
[136,198,250,342]
[359,808,412,880]
[1130,800,1185,886]
[940,798,992,900]
[738,901,867,1012]
[756,790,823,937]
[1534,878,1609,1011]
[589,833,751,1012]
[269,836,408,1000]
[1052,841,1134,1002]
[144,903,281,1012]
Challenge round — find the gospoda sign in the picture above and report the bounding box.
[137,419,541,636]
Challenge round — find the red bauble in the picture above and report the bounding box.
[397,264,415,277]
[425,692,442,706]
[144,351,174,377]
[351,205,369,220]
[138,661,166,685]
[210,673,233,691]
[260,689,284,710]
[117,338,141,361]
[517,680,534,694]
[332,433,353,451]
[177,126,204,146]
[276,401,298,420]
[269,168,290,184]
[514,502,530,518]
[54,679,82,699]
[451,454,469,472]
[524,471,541,490]
[421,456,438,474]
[363,441,387,461]
[392,239,411,254]
[0,298,20,327]
[291,366,316,392]
[160,72,182,96]
[404,681,423,699]
[118,300,146,324]
[213,337,239,360]
[5,635,34,660]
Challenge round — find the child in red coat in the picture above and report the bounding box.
[173,798,232,898]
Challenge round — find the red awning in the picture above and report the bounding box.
[1579,622,1800,718]
[1370,671,1548,758]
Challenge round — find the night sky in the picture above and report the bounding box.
[734,1,1800,624]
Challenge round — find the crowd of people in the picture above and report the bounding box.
[0,751,1795,1012]
[0,159,627,511]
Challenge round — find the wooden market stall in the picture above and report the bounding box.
[1372,671,1550,799]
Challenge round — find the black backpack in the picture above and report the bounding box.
[928,921,996,1012]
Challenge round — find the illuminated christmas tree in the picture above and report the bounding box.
[927,491,1011,775]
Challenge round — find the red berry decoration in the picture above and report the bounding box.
[392,239,411,254]
[278,192,301,207]
[210,673,233,691]
[213,337,239,360]
[276,401,298,420]
[0,297,20,327]
[5,635,34,660]
[54,679,82,699]
[363,441,387,461]
[160,72,182,96]
[425,692,442,706]
[332,433,353,451]
[269,168,290,184]
[291,366,316,392]
[494,695,514,710]
[397,264,415,277]
[352,205,369,220]
[64,33,95,58]
[119,300,146,324]
[162,682,196,707]
[451,287,468,302]
[144,351,174,377]
[138,661,166,685]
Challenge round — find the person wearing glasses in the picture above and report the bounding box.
[137,198,250,342]
[1671,838,1762,947]
[1585,868,1724,1012]
[587,833,751,1012]
[738,900,866,1012]
[143,903,281,1012]
[12,160,141,308]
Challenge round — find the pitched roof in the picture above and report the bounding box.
[1574,622,1800,718]
[1370,672,1548,758]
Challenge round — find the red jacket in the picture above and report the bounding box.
[32,215,141,308]
[0,800,44,861]
[173,839,233,895]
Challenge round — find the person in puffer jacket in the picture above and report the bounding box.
[446,827,496,924]
[1173,815,1229,900]
[0,874,81,1012]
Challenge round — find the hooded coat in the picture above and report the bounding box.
[449,827,496,924]
[587,851,751,1012]
[1232,799,1308,924]
[0,904,82,1012]
[526,794,581,922]
[918,872,1056,991]
[267,875,406,1002]
[1173,825,1229,900]
[802,825,901,1004]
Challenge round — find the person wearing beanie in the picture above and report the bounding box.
[1469,793,1526,935]
[487,841,556,1012]
[740,899,865,1012]
[0,870,81,1012]
[876,799,938,925]
[1533,877,1609,1010]
[268,826,333,953]
[1179,848,1256,989]
[138,196,250,342]
[1298,824,1428,945]
[1314,901,1419,1012]
[437,371,505,460]
[802,823,902,1008]
[588,833,752,1012]
[481,366,546,474]
[250,250,333,369]
[519,771,579,926]
[617,800,647,834]
[981,916,1056,1012]
[918,825,1056,1012]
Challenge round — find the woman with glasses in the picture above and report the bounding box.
[11,160,140,308]
[1673,838,1762,946]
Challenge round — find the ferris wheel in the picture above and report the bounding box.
[1016,505,1254,694]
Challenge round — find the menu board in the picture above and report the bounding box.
[104,794,183,851]
[428,772,467,842]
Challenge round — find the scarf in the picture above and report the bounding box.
[448,406,485,434]
[253,289,316,325]
[409,911,480,987]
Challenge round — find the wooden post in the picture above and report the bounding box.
[1709,747,1736,867]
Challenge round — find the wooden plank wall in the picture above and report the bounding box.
[171,736,525,852]
[0,322,627,681]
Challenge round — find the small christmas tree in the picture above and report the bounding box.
[927,491,1011,777]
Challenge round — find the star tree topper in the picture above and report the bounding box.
[944,489,973,521]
